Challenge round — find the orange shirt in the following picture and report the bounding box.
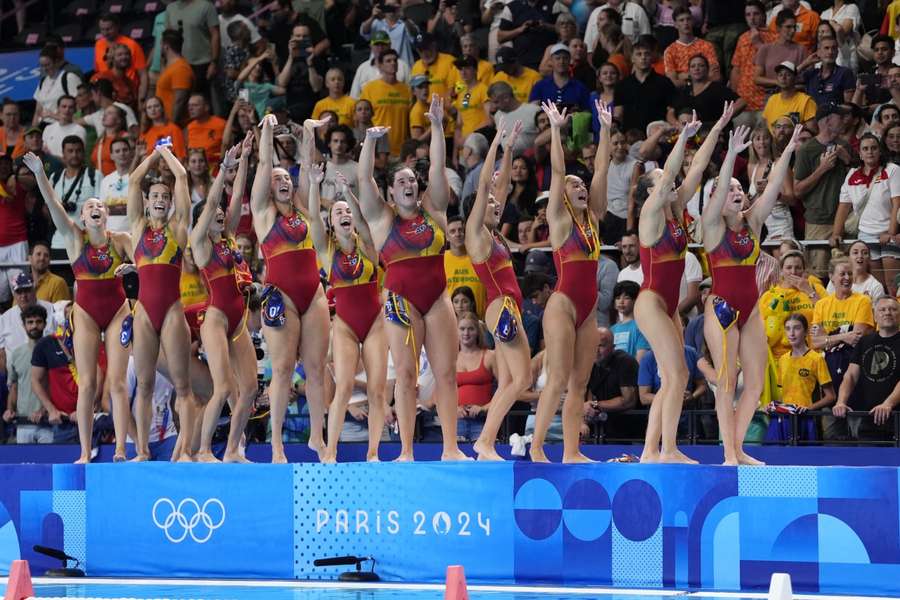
[608,54,631,78]
[186,116,226,165]
[663,38,721,81]
[142,123,186,159]
[91,70,140,108]
[156,57,195,124]
[767,6,820,52]
[92,132,127,176]
[0,127,25,159]
[94,35,147,75]
[732,29,778,111]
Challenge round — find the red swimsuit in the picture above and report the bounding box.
[472,232,523,311]
[379,209,447,316]
[260,209,321,314]
[201,238,249,340]
[328,237,380,342]
[640,218,688,316]
[708,223,761,329]
[553,211,600,327]
[72,234,127,331]
[134,224,184,334]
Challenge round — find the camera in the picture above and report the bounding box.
[63,199,77,213]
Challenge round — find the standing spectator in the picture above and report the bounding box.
[359,49,411,157]
[78,79,139,139]
[3,305,52,443]
[460,133,489,204]
[0,100,26,159]
[766,0,820,52]
[663,7,722,88]
[761,61,817,130]
[585,327,640,439]
[795,104,852,279]
[852,35,893,112]
[29,241,70,303]
[452,57,491,142]
[91,105,129,176]
[490,82,540,156]
[313,69,357,127]
[456,34,493,87]
[140,96,187,159]
[165,0,220,101]
[49,136,99,250]
[603,128,635,245]
[748,122,796,241]
[731,1,776,128]
[218,0,263,54]
[322,126,359,204]
[16,127,62,174]
[489,47,543,105]
[33,46,83,126]
[610,281,649,362]
[802,37,855,107]
[350,31,411,99]
[444,215,486,317]
[155,30,195,126]
[455,311,497,442]
[98,137,134,232]
[411,33,457,102]
[529,44,591,111]
[0,162,31,305]
[359,0,417,68]
[819,0,861,71]
[833,296,900,441]
[497,0,558,71]
[235,54,287,121]
[584,0,651,52]
[185,94,225,166]
[42,96,86,159]
[826,241,886,301]
[0,273,57,355]
[703,1,747,79]
[92,44,141,111]
[94,13,149,103]
[670,55,742,124]
[616,230,641,282]
[754,11,809,98]
[278,22,328,125]
[614,40,676,133]
[759,250,824,359]
[427,0,465,58]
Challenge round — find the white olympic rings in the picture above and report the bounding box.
[151,497,226,544]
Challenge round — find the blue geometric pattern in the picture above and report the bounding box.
[0,463,897,596]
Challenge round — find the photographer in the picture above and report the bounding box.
[427,0,465,58]
[360,0,418,68]
[277,23,328,124]
[497,0,558,70]
[48,136,99,251]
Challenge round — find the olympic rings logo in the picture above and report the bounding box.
[151,498,226,544]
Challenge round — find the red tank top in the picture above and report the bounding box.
[0,186,28,246]
[457,351,493,406]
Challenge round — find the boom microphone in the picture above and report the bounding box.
[33,545,77,562]
[313,556,368,567]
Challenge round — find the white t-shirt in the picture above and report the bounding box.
[826,274,885,302]
[99,170,131,232]
[33,70,83,121]
[0,301,58,352]
[51,168,101,249]
[584,2,651,53]
[765,2,813,25]
[820,4,860,71]
[616,251,703,312]
[839,163,900,238]
[42,121,86,158]
[219,13,261,50]
[607,157,637,219]
[494,103,540,157]
[83,102,139,136]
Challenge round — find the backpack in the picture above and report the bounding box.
[39,62,82,98]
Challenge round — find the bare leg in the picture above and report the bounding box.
[262,306,301,464]
[300,292,331,460]
[324,317,362,464]
[223,328,258,463]
[882,256,899,297]
[196,311,234,462]
[104,306,132,461]
[382,293,426,462]
[71,307,101,464]
[704,298,741,465]
[562,316,599,463]
[131,304,161,461]
[734,310,766,466]
[159,303,200,463]
[361,318,388,462]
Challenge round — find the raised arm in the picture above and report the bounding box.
[643,113,702,218]
[543,101,570,226]
[336,170,375,252]
[468,121,507,239]
[250,114,278,216]
[297,116,332,213]
[422,94,451,215]
[747,125,802,235]
[189,162,228,256]
[226,132,255,234]
[306,163,330,258]
[357,126,391,226]
[21,153,78,246]
[677,102,734,207]
[589,100,612,221]
[127,146,160,229]
[156,145,191,230]
[494,121,522,214]
[701,125,751,233]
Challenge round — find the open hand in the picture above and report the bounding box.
[727,124,752,154]
[366,126,390,139]
[541,100,568,128]
[425,93,444,126]
[715,101,735,130]
[681,110,702,138]
[595,99,613,129]
[308,162,325,185]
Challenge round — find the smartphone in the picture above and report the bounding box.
[239,89,250,102]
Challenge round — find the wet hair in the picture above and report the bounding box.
[140,175,171,196]
[634,171,656,211]
[784,313,808,332]
[613,280,640,300]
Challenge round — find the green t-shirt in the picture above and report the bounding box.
[793,137,850,225]
[165,0,219,65]
[243,81,277,120]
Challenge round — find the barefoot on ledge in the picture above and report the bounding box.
[529,447,551,463]
[441,449,472,461]
[394,452,414,462]
[659,450,699,464]
[738,451,765,466]
[223,452,251,464]
[194,451,221,463]
[562,452,594,464]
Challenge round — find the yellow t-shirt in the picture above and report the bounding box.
[409,101,428,136]
[312,95,357,127]
[489,67,542,104]
[777,349,831,407]
[812,293,875,334]
[444,251,486,318]
[762,91,817,129]
[180,270,208,307]
[35,272,72,303]
[411,53,457,100]
[359,79,412,157]
[759,285,822,358]
[453,81,490,139]
[448,60,494,92]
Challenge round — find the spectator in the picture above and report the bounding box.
[0,100,25,160]
[638,345,706,417]
[456,34,494,87]
[456,311,497,442]
[221,20,253,105]
[235,54,287,121]
[596,252,619,328]
[322,126,359,204]
[761,61,817,131]
[140,96,187,159]
[489,82,540,157]
[670,54,742,124]
[589,63,618,139]
[16,126,62,175]
[760,249,825,359]
[872,104,900,139]
[411,33,457,107]
[49,136,99,250]
[78,79,139,139]
[218,0,264,54]
[584,0,651,52]
[33,46,83,126]
[585,326,640,439]
[409,76,434,142]
[529,44,591,111]
[684,277,712,353]
[766,0,820,51]
[156,29,196,126]
[94,13,148,99]
[885,123,900,165]
[795,104,852,279]
[28,241,69,303]
[165,0,220,102]
[827,241,887,301]
[360,0,417,68]
[0,273,57,355]
[7,159,52,249]
[802,37,855,107]
[603,128,635,245]
[98,137,134,233]
[42,96,86,160]
[853,35,893,111]
[536,13,578,77]
[350,31,411,99]
[663,7,721,88]
[748,122,796,241]
[819,0,860,71]
[125,356,178,461]
[185,94,225,166]
[91,104,129,176]
[614,39,676,133]
[277,22,328,125]
[460,133,490,204]
[427,0,465,58]
[452,56,491,142]
[610,281,649,362]
[2,305,52,443]
[92,44,141,111]
[754,11,809,98]
[730,1,776,128]
[445,215,486,317]
[359,49,411,157]
[313,69,356,127]
[833,296,900,441]
[617,230,641,281]
[497,0,558,71]
[451,286,477,319]
[0,162,32,305]
[489,47,543,105]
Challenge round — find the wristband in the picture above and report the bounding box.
[154,136,173,150]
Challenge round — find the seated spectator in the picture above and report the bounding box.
[78,79,139,138]
[801,36,855,107]
[409,76,433,142]
[456,34,494,87]
[833,296,900,441]
[826,241,887,301]
[350,31,411,99]
[537,13,578,77]
[313,68,356,127]
[2,304,51,443]
[28,241,69,303]
[762,61,817,131]
[16,126,62,175]
[98,137,134,232]
[456,311,497,442]
[186,94,226,166]
[760,250,825,359]
[852,35,893,112]
[669,54,742,124]
[529,44,591,111]
[614,39,676,133]
[584,0,651,52]
[236,54,287,122]
[637,345,706,419]
[768,313,834,442]
[754,11,809,99]
[590,63,619,139]
[731,1,776,128]
[460,133,490,205]
[871,104,900,140]
[489,47,543,105]
[497,0,558,71]
[41,96,85,160]
[0,100,26,159]
[0,273,57,354]
[427,0,465,57]
[585,327,640,440]
[663,7,721,88]
[91,104,129,176]
[748,122,796,241]
[490,82,540,157]
[156,29,195,126]
[49,136,99,250]
[33,45,83,126]
[767,0,820,53]
[92,44,141,111]
[601,128,634,244]
[610,281,648,362]
[885,122,900,166]
[94,13,148,97]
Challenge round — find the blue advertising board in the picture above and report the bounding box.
[0,47,95,102]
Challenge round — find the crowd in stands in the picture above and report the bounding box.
[1,0,900,454]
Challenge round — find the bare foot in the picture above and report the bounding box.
[130,453,150,463]
[721,458,739,466]
[737,451,765,466]
[223,452,251,464]
[194,451,221,463]
[272,450,288,464]
[441,449,472,461]
[366,453,380,463]
[529,447,550,463]
[394,452,414,462]
[562,452,594,464]
[320,451,337,465]
[113,447,127,462]
[175,454,194,463]
[659,450,699,464]
[473,440,503,461]
[640,451,660,464]
[308,440,325,462]
[74,455,90,464]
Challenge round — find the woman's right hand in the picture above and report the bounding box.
[366,126,390,139]
[541,101,568,129]
[22,152,43,175]
[727,124,751,155]
[714,101,735,130]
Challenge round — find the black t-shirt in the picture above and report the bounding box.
[588,350,638,402]
[672,81,738,124]
[614,71,676,134]
[850,332,900,410]
[499,0,557,70]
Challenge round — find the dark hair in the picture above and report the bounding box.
[784,312,809,331]
[110,136,133,153]
[622,228,638,239]
[745,0,766,13]
[399,139,421,162]
[20,303,47,323]
[634,34,657,53]
[29,240,51,254]
[92,77,115,99]
[162,29,184,54]
[857,132,886,168]
[57,95,76,107]
[775,10,797,28]
[672,6,692,21]
[872,34,894,51]
[880,104,900,122]
[634,172,656,210]
[613,280,640,300]
[326,124,356,147]
[600,7,622,26]
[816,21,837,42]
[447,214,463,225]
[98,12,120,25]
[61,135,84,150]
[522,273,552,298]
[377,48,399,63]
[451,285,476,306]
[689,53,709,68]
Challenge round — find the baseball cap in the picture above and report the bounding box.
[774,60,796,74]
[524,249,553,274]
[415,32,437,50]
[454,55,477,69]
[13,272,34,292]
[549,43,571,56]
[409,74,429,88]
[816,103,848,121]
[495,47,517,68]
[24,125,42,136]
[370,30,391,46]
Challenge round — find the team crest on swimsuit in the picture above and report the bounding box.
[334,250,363,280]
[142,229,168,258]
[87,246,113,273]
[400,215,434,249]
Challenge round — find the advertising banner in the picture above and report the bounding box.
[0,47,95,102]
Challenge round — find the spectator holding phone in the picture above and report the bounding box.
[360,0,417,68]
[498,0,558,70]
